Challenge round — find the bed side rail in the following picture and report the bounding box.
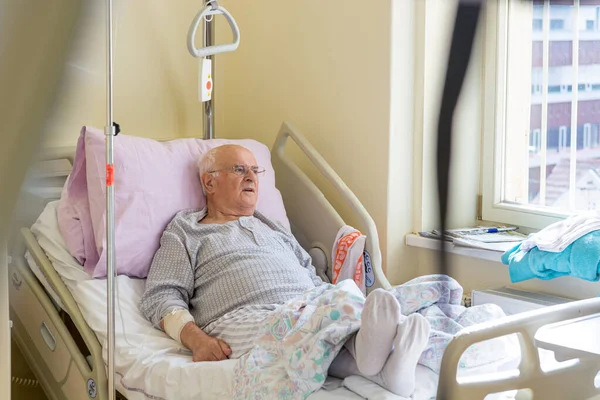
[437,297,600,400]
[33,145,77,164]
[19,227,108,400]
[271,121,390,292]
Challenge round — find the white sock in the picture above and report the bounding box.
[367,313,430,397]
[349,288,403,376]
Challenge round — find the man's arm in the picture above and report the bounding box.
[140,227,231,361]
[139,229,195,329]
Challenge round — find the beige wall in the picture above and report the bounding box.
[37,0,594,301]
[215,0,418,284]
[38,0,487,289]
[43,0,205,147]
[37,0,422,284]
[213,0,483,286]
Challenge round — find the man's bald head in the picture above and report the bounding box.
[197,144,261,217]
[197,145,252,192]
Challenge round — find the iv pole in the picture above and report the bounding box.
[101,2,238,397]
[105,0,116,398]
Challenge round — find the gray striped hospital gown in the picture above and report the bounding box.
[139,207,324,358]
[202,304,279,358]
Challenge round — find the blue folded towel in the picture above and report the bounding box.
[501,231,600,283]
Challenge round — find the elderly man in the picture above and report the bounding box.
[139,144,430,397]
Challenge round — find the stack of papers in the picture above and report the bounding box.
[419,226,526,253]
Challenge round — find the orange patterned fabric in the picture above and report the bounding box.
[331,227,366,294]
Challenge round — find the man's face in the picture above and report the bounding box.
[205,146,260,213]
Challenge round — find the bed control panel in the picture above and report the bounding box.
[9,267,71,382]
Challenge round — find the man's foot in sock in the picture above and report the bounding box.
[367,313,430,397]
[354,289,403,376]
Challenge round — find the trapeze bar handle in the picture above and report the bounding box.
[187,5,240,58]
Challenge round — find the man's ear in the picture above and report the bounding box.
[202,173,216,194]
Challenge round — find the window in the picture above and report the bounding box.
[482,0,600,229]
[550,19,564,30]
[531,129,542,152]
[586,19,595,30]
[559,125,569,151]
[584,123,593,148]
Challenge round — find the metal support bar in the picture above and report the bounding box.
[204,2,215,140]
[105,0,116,399]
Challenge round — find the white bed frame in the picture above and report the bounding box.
[7,122,600,400]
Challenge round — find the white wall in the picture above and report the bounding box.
[215,0,418,284]
[43,0,205,147]
[387,0,418,283]
[412,0,483,234]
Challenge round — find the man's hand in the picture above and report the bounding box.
[180,321,232,362]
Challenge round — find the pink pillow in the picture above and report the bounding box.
[78,126,289,279]
[57,128,100,274]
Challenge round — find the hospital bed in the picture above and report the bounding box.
[7,122,600,400]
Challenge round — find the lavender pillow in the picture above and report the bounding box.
[77,126,289,279]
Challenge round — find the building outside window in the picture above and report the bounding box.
[482,0,600,228]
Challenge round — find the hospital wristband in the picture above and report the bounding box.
[162,309,195,344]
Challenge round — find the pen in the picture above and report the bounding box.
[470,227,517,234]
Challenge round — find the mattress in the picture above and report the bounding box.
[27,201,524,400]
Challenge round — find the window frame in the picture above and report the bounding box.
[481,0,570,230]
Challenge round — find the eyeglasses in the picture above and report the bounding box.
[208,164,266,177]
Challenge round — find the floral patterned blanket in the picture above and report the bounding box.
[233,276,517,400]
[233,280,364,400]
[389,274,518,374]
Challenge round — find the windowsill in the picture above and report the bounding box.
[405,234,505,264]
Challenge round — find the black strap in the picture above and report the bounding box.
[436,2,483,279]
